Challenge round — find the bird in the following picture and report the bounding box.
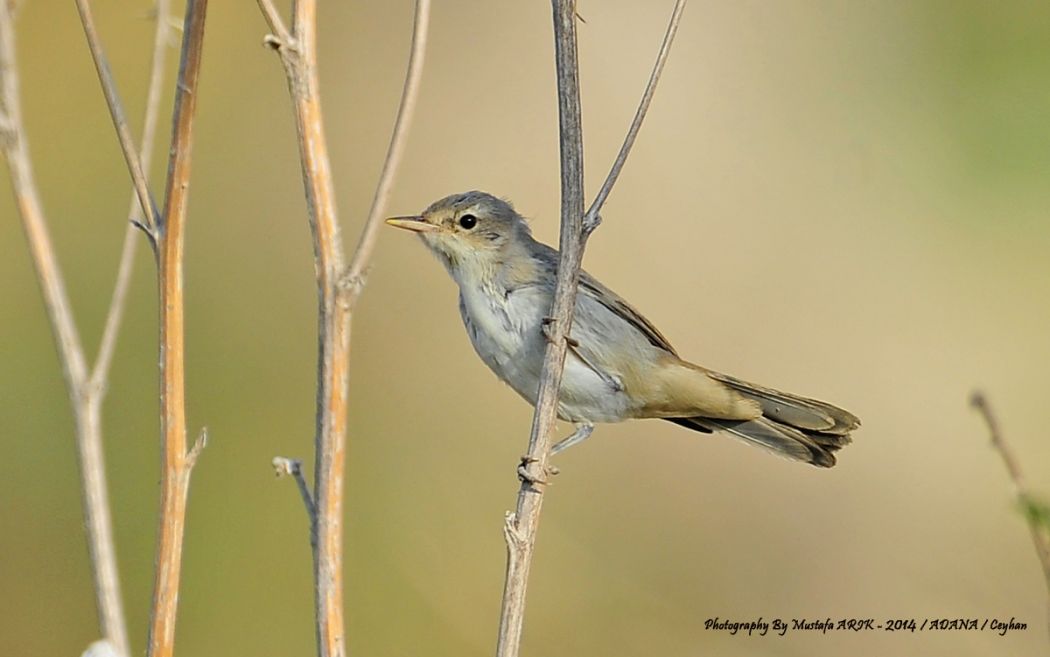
[386,191,860,468]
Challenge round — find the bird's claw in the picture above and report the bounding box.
[517,455,560,485]
[541,317,579,347]
[540,317,555,344]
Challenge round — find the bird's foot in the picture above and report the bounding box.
[541,317,579,347]
[517,455,560,486]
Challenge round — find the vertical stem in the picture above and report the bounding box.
[256,2,431,654]
[145,1,209,656]
[75,399,131,657]
[495,2,686,653]
[496,2,587,656]
[311,293,351,657]
[286,2,351,655]
[1,4,129,654]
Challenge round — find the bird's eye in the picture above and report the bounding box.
[459,214,477,229]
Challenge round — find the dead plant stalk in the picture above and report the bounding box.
[255,1,431,656]
[0,2,175,655]
[495,2,687,656]
[74,0,211,655]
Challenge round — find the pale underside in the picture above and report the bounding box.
[457,271,760,425]
[409,191,859,466]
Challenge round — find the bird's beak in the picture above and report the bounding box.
[385,215,438,233]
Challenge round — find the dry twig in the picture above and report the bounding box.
[144,4,209,655]
[74,0,210,655]
[73,0,162,233]
[1,2,175,655]
[273,457,316,526]
[254,2,430,656]
[496,3,686,656]
[93,0,174,390]
[970,391,1050,630]
[345,0,431,304]
[256,3,350,655]
[495,5,586,654]
[584,0,687,228]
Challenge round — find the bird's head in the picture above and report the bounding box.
[386,191,532,278]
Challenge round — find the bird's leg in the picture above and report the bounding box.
[551,422,594,455]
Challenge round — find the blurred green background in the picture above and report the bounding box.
[2,1,1049,655]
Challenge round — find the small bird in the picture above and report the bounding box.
[386,191,860,467]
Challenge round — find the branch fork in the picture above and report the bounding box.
[254,2,431,656]
[73,1,211,656]
[2,0,180,654]
[496,3,687,656]
[256,0,293,51]
[262,34,295,53]
[581,212,601,235]
[130,217,159,249]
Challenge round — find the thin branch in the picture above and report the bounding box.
[971,392,1028,494]
[144,2,209,656]
[496,2,587,656]
[91,0,174,390]
[496,3,687,655]
[0,1,176,653]
[0,1,89,397]
[73,0,162,233]
[344,0,431,305]
[273,457,317,524]
[255,0,292,48]
[73,402,130,657]
[255,2,430,656]
[583,0,686,230]
[91,202,144,389]
[257,1,350,655]
[970,392,1050,613]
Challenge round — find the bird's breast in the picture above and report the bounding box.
[456,283,633,423]
[458,284,542,375]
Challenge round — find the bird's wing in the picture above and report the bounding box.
[576,269,678,356]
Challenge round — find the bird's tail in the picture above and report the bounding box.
[666,373,860,468]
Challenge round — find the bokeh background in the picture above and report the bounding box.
[2,1,1049,655]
